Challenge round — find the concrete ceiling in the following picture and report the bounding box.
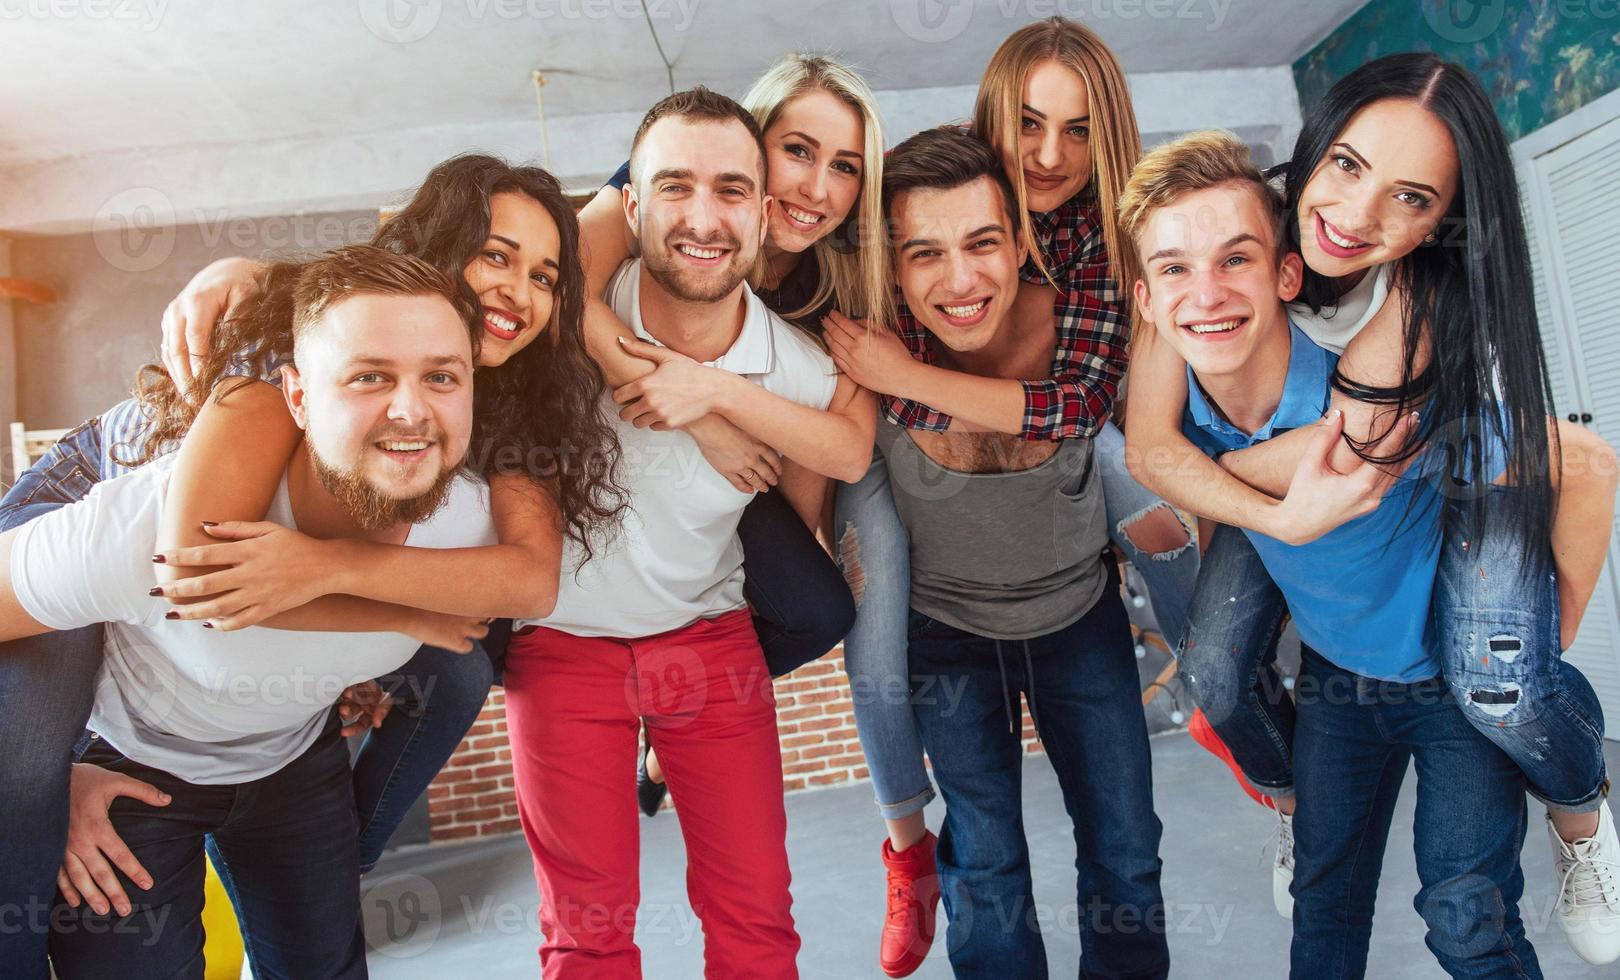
[0,0,1368,170]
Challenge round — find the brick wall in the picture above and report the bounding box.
[424,644,1050,839]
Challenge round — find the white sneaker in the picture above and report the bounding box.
[1550,800,1620,965]
[1273,809,1295,920]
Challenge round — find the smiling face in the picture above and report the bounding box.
[1017,59,1093,214]
[283,292,475,529]
[762,88,865,254]
[892,175,1026,354]
[1133,182,1303,381]
[628,116,769,303]
[1296,98,1460,279]
[459,191,562,368]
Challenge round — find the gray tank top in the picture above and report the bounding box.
[876,420,1110,641]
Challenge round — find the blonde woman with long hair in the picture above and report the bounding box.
[823,18,1183,976]
[574,53,892,815]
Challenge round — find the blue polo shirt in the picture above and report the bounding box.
[1183,322,1446,683]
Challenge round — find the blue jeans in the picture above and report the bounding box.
[1290,648,1541,979]
[838,426,1199,820]
[1435,485,1607,813]
[0,419,107,979]
[909,563,1169,980]
[1180,489,1608,812]
[50,717,367,980]
[1096,421,1199,651]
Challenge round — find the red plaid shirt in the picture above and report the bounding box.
[882,191,1129,440]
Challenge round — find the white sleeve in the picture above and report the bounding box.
[10,474,158,630]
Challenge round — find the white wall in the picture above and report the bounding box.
[0,66,1302,236]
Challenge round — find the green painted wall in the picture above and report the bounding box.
[1294,0,1620,141]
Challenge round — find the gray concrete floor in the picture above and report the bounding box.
[358,735,1619,979]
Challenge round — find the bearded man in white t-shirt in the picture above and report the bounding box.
[0,246,497,978]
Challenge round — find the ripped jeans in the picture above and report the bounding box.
[835,421,1200,820]
[1179,485,1607,812]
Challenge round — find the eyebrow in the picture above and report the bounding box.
[650,167,757,193]
[1145,232,1265,264]
[1022,103,1089,125]
[783,129,862,161]
[345,354,471,369]
[1334,141,1444,197]
[487,234,559,270]
[901,223,1007,250]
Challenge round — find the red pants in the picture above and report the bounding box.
[504,609,799,979]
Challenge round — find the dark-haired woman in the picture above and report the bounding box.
[1127,53,1620,971]
[0,154,624,976]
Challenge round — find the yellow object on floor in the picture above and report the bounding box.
[202,857,245,979]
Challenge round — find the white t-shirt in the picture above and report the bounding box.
[525,259,839,639]
[10,453,496,784]
[1286,263,1390,355]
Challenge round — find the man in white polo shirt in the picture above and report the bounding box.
[501,88,874,979]
[0,246,496,978]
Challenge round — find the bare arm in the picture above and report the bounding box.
[707,373,876,484]
[775,459,831,535]
[1545,419,1618,649]
[1125,330,1410,545]
[154,383,560,623]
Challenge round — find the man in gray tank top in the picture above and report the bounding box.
[871,127,1168,978]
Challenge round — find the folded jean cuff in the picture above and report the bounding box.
[875,784,935,821]
[1534,774,1610,815]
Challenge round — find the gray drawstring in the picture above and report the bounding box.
[992,639,1041,741]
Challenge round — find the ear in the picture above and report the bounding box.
[759,191,774,242]
[281,363,310,431]
[1276,251,1305,303]
[622,181,639,236]
[1014,229,1031,270]
[1132,278,1153,324]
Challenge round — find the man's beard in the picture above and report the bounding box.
[310,443,458,533]
[641,226,753,303]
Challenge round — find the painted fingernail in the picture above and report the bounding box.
[148,587,162,597]
[202,622,215,629]
[201,521,217,528]
[151,554,166,564]
[164,611,179,620]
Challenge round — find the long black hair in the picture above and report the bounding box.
[1276,52,1555,551]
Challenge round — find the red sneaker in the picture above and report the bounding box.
[880,832,940,977]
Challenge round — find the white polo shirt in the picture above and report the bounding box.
[526,259,839,639]
[10,453,496,784]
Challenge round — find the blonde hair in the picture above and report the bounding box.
[973,17,1142,286]
[743,53,892,329]
[1116,129,1283,296]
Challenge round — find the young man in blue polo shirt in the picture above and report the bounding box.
[1118,129,1562,977]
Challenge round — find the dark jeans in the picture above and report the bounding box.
[49,719,367,980]
[909,563,1169,980]
[1179,488,1608,812]
[740,486,856,677]
[1290,648,1541,979]
[0,419,107,979]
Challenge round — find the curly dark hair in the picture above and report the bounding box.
[132,154,626,560]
